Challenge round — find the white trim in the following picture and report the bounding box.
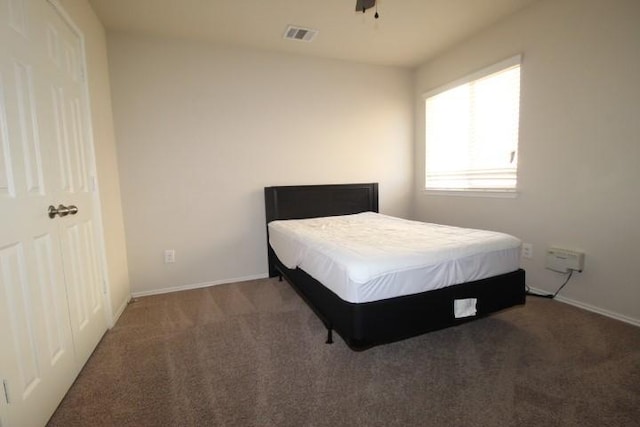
[529,286,640,327]
[110,296,129,327]
[46,0,115,326]
[422,189,519,198]
[422,54,522,99]
[131,274,270,298]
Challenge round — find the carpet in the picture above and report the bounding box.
[48,278,640,426]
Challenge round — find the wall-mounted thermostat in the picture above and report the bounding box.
[545,247,584,273]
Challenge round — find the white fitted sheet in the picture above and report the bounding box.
[268,212,521,303]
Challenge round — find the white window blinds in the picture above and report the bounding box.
[424,56,521,192]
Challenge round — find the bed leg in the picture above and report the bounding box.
[326,328,334,344]
[278,274,282,282]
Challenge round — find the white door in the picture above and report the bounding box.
[0,0,107,425]
[44,0,107,371]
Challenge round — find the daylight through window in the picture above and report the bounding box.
[424,55,521,193]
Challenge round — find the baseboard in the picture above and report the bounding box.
[110,297,129,327]
[528,286,640,327]
[131,273,270,298]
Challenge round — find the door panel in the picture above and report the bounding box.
[8,0,28,38]
[0,235,76,426]
[13,60,44,194]
[0,243,41,395]
[61,219,105,366]
[50,85,70,192]
[0,72,15,195]
[33,233,69,364]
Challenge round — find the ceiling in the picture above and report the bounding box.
[88,0,539,68]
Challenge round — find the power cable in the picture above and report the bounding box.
[526,269,574,299]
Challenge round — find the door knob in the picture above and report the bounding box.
[48,204,79,219]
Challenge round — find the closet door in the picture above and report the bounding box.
[0,0,107,425]
[46,0,107,372]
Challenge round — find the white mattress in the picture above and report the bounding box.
[268,212,521,304]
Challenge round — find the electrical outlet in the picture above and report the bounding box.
[164,249,175,263]
[521,243,533,259]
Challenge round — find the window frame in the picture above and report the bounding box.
[422,54,522,198]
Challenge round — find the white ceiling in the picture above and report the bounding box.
[88,0,539,68]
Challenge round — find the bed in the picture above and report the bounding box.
[264,183,525,350]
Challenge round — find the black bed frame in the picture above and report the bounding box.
[264,183,525,350]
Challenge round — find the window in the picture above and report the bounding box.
[424,55,521,194]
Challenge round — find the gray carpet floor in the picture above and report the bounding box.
[48,278,640,427]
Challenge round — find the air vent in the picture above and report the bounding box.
[283,25,318,42]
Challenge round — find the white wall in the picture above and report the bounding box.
[414,0,640,323]
[107,34,414,295]
[59,0,130,319]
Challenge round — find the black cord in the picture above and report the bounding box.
[551,269,573,297]
[526,269,574,299]
[525,287,553,299]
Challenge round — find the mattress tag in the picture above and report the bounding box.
[454,298,477,318]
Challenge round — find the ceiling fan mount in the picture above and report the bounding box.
[355,0,379,19]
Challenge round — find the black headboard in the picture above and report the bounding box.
[264,183,379,276]
[264,183,379,223]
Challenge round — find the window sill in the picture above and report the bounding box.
[422,189,519,198]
